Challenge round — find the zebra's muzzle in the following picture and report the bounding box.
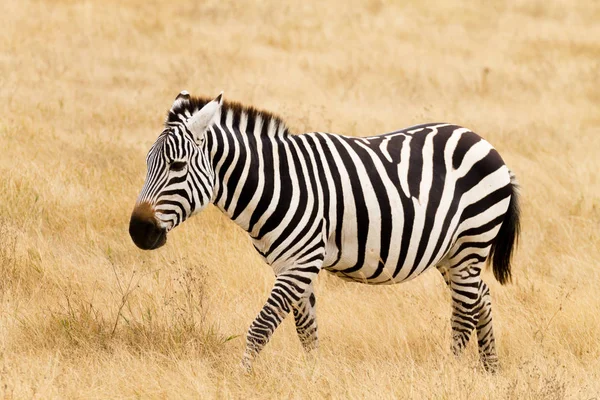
[129,203,167,250]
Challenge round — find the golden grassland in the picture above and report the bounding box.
[1,0,599,398]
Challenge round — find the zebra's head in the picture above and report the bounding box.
[129,91,223,250]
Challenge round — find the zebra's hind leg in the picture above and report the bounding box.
[449,261,499,372]
[476,280,498,372]
[449,262,482,357]
[293,283,318,352]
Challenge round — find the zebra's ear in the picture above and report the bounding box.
[187,92,223,143]
[171,90,191,112]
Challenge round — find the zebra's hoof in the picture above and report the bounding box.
[481,356,499,374]
[240,357,253,375]
[300,338,319,353]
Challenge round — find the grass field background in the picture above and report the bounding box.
[1,0,599,398]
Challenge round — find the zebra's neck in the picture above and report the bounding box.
[208,106,293,239]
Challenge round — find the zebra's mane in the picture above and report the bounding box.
[166,95,290,136]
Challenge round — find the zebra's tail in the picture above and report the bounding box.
[489,172,521,285]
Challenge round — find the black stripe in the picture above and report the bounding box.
[408,130,450,277]
[452,288,479,301]
[248,123,275,233]
[452,130,481,170]
[213,125,230,204]
[315,134,344,267]
[289,222,324,261]
[305,135,331,236]
[298,253,325,266]
[406,129,429,198]
[256,137,292,239]
[456,215,504,241]
[290,265,321,275]
[452,253,487,267]
[224,112,246,211]
[232,116,259,220]
[268,138,322,259]
[455,150,497,192]
[264,138,309,257]
[160,188,189,199]
[216,132,237,202]
[461,183,511,223]
[166,173,189,186]
[451,239,495,259]
[330,136,368,273]
[346,139,392,280]
[158,208,183,226]
[210,125,225,166]
[381,135,415,279]
[156,199,186,208]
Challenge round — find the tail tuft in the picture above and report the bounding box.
[490,173,520,285]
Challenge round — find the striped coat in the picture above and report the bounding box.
[130,92,520,372]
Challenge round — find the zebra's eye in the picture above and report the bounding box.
[170,161,187,172]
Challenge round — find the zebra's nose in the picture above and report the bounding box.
[129,203,167,250]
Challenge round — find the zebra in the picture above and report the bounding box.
[129,91,520,373]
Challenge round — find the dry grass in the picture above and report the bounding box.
[1,0,599,398]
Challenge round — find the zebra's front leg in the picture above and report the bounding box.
[437,264,451,287]
[241,267,320,372]
[293,283,318,352]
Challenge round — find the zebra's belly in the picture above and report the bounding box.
[323,258,439,285]
[322,236,445,285]
[321,190,450,284]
